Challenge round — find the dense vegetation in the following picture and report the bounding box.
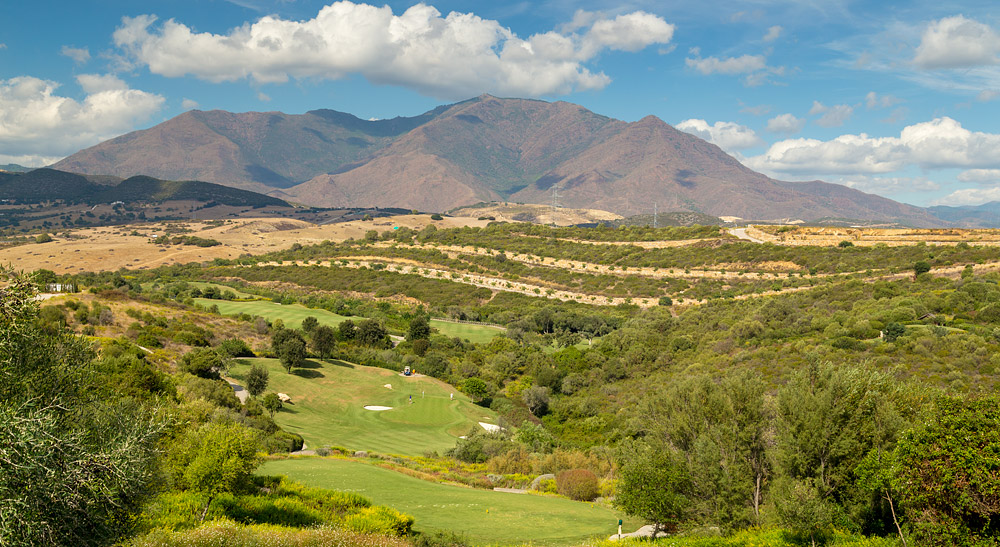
[10,220,1000,546]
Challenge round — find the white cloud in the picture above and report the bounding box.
[766,113,805,134]
[685,53,783,86]
[762,25,782,43]
[257,92,271,102]
[76,73,129,94]
[0,75,164,166]
[838,175,939,195]
[112,3,674,100]
[913,15,1000,69]
[865,91,902,109]
[686,54,766,75]
[746,117,1000,176]
[809,101,854,127]
[675,119,764,152]
[60,46,91,64]
[0,44,8,50]
[958,168,1000,183]
[932,187,1000,206]
[181,98,199,109]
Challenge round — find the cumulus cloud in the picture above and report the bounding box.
[746,117,1000,176]
[61,46,91,64]
[0,75,164,166]
[958,168,1000,183]
[762,25,782,43]
[932,187,1000,206]
[766,113,805,134]
[809,101,854,127]
[112,3,674,99]
[675,119,764,152]
[913,15,1000,69]
[181,98,199,109]
[865,91,902,109]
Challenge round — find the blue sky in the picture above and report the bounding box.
[2,0,999,207]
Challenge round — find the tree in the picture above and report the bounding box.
[169,422,261,521]
[613,440,691,537]
[0,268,167,545]
[262,393,283,417]
[357,319,388,348]
[522,385,550,416]
[35,233,52,243]
[244,364,269,398]
[913,261,931,277]
[301,316,319,333]
[463,377,489,403]
[775,361,914,535]
[311,325,337,358]
[272,329,307,373]
[883,322,906,342]
[892,395,1000,546]
[179,347,224,379]
[338,319,357,341]
[407,315,431,341]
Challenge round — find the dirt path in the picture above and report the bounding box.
[729,226,765,243]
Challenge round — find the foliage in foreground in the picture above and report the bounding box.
[136,475,413,538]
[130,519,411,547]
[585,528,900,547]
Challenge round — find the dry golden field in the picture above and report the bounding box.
[1,214,489,274]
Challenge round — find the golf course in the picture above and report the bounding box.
[196,298,504,343]
[261,458,638,546]
[229,358,496,456]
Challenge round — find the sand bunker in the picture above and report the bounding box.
[364,405,393,411]
[479,422,501,432]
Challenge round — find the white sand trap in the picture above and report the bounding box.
[383,384,392,389]
[479,422,501,432]
[364,405,393,411]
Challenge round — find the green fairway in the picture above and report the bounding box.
[426,319,505,344]
[261,458,637,546]
[198,298,503,342]
[195,299,352,330]
[230,358,494,456]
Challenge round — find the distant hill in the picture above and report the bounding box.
[54,96,943,225]
[0,164,30,173]
[0,168,288,207]
[928,202,1000,228]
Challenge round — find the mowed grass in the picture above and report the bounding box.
[230,358,495,456]
[261,458,638,546]
[198,298,503,342]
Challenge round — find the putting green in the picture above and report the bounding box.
[230,358,494,456]
[197,298,503,342]
[261,458,637,546]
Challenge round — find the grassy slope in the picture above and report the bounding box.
[261,458,638,546]
[230,358,495,456]
[197,298,503,342]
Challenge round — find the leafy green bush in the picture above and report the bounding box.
[131,519,411,547]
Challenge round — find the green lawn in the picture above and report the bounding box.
[198,298,503,342]
[230,358,494,456]
[261,458,637,546]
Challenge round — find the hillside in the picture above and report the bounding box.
[0,168,288,207]
[54,95,942,225]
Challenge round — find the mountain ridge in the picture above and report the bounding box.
[53,95,944,226]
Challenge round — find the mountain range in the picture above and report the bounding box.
[51,95,946,225]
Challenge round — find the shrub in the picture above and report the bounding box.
[556,469,600,501]
[35,233,53,243]
[342,505,413,536]
[430,213,444,221]
[219,338,254,358]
